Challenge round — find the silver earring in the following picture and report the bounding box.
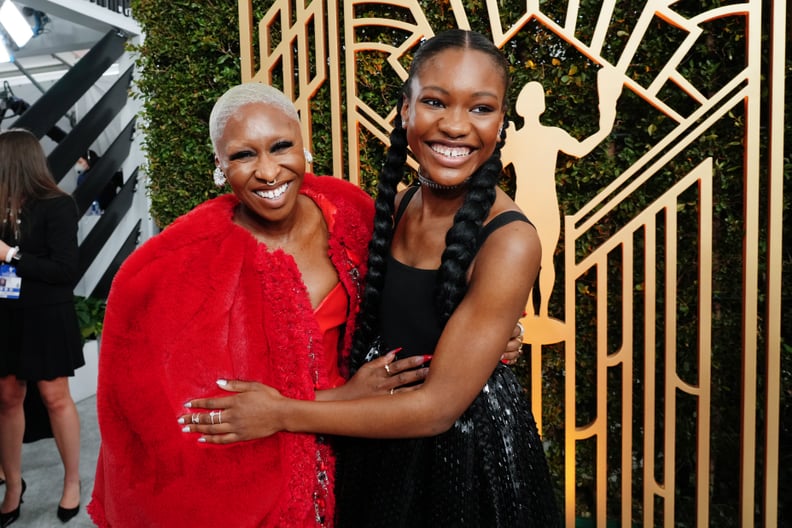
[213,167,226,187]
[304,148,313,164]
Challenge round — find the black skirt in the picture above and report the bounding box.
[334,364,561,527]
[0,300,85,380]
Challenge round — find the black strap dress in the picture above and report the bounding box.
[334,187,560,527]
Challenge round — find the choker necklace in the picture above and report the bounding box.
[417,173,470,192]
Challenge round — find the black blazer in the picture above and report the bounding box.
[9,194,80,306]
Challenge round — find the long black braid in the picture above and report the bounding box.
[436,131,506,321]
[349,29,510,371]
[348,102,408,371]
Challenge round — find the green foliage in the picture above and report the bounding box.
[129,0,246,227]
[73,295,106,343]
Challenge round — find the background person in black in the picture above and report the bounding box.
[0,129,84,526]
[75,149,123,214]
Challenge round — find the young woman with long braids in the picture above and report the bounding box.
[182,30,559,525]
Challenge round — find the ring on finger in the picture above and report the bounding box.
[218,410,222,424]
[191,413,199,424]
[389,388,395,395]
[516,321,525,340]
[210,411,217,424]
[384,364,391,375]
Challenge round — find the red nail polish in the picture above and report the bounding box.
[388,347,403,356]
[501,358,509,364]
[422,355,433,363]
[521,311,527,317]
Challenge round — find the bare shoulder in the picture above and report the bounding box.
[465,189,541,285]
[484,189,540,251]
[481,217,540,262]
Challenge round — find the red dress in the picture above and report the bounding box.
[314,281,349,389]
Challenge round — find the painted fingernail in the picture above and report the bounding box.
[198,437,206,443]
[521,311,527,317]
[184,402,192,408]
[181,426,190,433]
[216,379,228,387]
[422,355,433,363]
[387,347,403,356]
[501,358,509,364]
[178,417,185,424]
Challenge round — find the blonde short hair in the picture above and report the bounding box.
[209,83,300,152]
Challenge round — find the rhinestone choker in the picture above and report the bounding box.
[417,173,470,192]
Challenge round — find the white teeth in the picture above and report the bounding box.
[254,181,289,199]
[431,144,471,158]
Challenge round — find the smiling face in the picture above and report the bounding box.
[215,101,306,226]
[400,48,507,188]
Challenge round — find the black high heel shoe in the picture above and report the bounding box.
[57,482,81,523]
[56,503,80,523]
[0,478,26,528]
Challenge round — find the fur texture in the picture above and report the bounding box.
[88,174,373,527]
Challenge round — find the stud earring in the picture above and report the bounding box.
[213,167,226,187]
[304,148,313,164]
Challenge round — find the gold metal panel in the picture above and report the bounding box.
[765,1,786,521]
[240,0,343,175]
[239,1,785,525]
[567,159,714,526]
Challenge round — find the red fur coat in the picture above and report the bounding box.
[88,174,373,527]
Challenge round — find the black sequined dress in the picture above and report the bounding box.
[334,191,560,527]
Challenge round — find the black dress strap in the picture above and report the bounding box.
[477,210,533,248]
[395,192,533,248]
[393,186,420,226]
[477,210,541,315]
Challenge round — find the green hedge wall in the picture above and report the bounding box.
[130,0,246,227]
[130,0,790,523]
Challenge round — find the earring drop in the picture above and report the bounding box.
[304,148,313,164]
[213,167,226,187]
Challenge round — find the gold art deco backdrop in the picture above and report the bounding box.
[130,0,788,525]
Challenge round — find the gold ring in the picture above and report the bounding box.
[390,388,395,395]
[384,364,391,375]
